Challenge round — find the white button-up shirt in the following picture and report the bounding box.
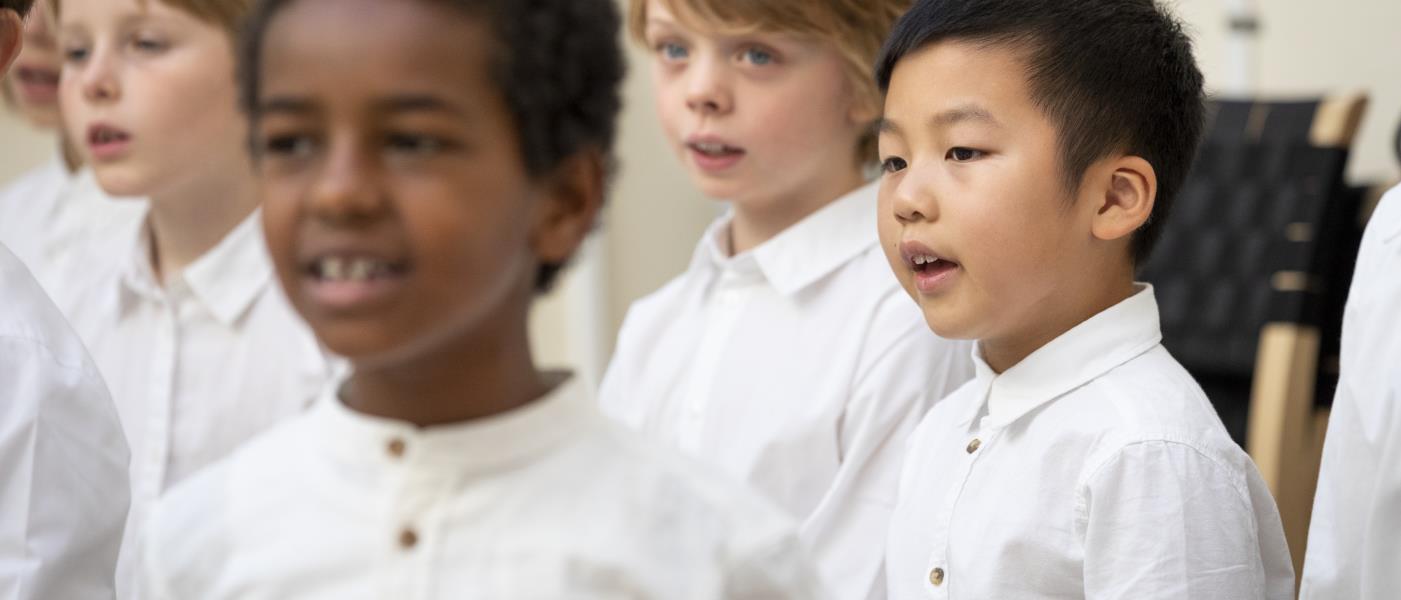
[886,286,1295,599]
[0,242,129,600]
[141,374,825,599]
[0,156,145,304]
[600,182,974,599]
[1301,184,1401,599]
[63,210,338,600]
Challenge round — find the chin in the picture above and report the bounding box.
[90,167,154,199]
[918,301,981,342]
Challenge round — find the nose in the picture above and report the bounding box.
[890,163,939,224]
[684,55,733,116]
[307,134,389,226]
[77,47,121,104]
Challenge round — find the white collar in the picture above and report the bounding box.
[688,181,880,296]
[314,373,598,476]
[118,209,272,326]
[959,284,1164,429]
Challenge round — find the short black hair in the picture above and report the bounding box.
[238,0,626,292]
[875,0,1205,263]
[1,0,35,17]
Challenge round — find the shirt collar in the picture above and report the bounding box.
[960,284,1164,429]
[688,181,880,296]
[118,209,273,326]
[1382,185,1401,242]
[314,372,597,476]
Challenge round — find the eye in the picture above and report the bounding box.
[947,147,985,162]
[63,45,90,63]
[881,156,908,174]
[130,34,168,53]
[260,134,317,159]
[385,133,452,157]
[656,41,688,61]
[741,47,774,66]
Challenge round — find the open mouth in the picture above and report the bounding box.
[901,243,961,294]
[15,66,59,87]
[909,252,958,276]
[305,255,410,283]
[687,140,745,158]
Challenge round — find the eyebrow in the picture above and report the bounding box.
[255,95,470,119]
[878,105,1001,136]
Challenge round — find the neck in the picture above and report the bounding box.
[345,302,553,428]
[727,162,866,255]
[60,136,82,173]
[146,165,259,285]
[981,266,1138,374]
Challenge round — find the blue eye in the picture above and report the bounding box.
[131,34,169,53]
[63,46,90,63]
[658,42,688,61]
[947,147,984,162]
[881,157,907,174]
[743,47,773,65]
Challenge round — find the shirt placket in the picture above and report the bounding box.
[384,437,445,600]
[924,388,997,598]
[677,268,751,453]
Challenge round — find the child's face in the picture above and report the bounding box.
[59,0,245,198]
[256,0,596,368]
[5,1,62,128]
[643,0,872,209]
[877,41,1099,350]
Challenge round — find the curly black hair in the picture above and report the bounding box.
[238,0,626,292]
[876,0,1205,264]
[1,0,35,17]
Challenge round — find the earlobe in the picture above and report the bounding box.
[0,10,22,74]
[531,151,607,266]
[1090,155,1156,243]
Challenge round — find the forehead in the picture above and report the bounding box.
[884,40,1039,126]
[259,0,492,101]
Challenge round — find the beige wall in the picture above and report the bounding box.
[0,112,53,182]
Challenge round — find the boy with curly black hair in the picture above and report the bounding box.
[138,0,824,597]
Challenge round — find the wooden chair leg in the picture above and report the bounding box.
[1247,322,1327,585]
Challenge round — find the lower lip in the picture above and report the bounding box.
[302,274,408,314]
[689,147,745,173]
[89,137,133,161]
[914,262,960,294]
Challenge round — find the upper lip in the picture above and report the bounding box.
[899,239,958,269]
[87,122,132,146]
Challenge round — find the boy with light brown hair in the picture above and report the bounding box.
[55,0,336,596]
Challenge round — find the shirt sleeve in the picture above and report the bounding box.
[800,294,972,600]
[723,527,830,600]
[1078,440,1293,600]
[0,335,130,600]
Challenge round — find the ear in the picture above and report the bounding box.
[1088,154,1156,243]
[530,150,606,269]
[0,9,22,75]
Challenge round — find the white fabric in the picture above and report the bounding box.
[0,155,145,305]
[0,242,129,600]
[141,374,825,599]
[1300,184,1401,599]
[886,286,1295,599]
[600,181,973,599]
[63,209,337,600]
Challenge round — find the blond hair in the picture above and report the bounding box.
[51,0,250,36]
[629,0,909,164]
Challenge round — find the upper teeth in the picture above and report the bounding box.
[694,142,729,154]
[317,256,394,282]
[913,254,939,265]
